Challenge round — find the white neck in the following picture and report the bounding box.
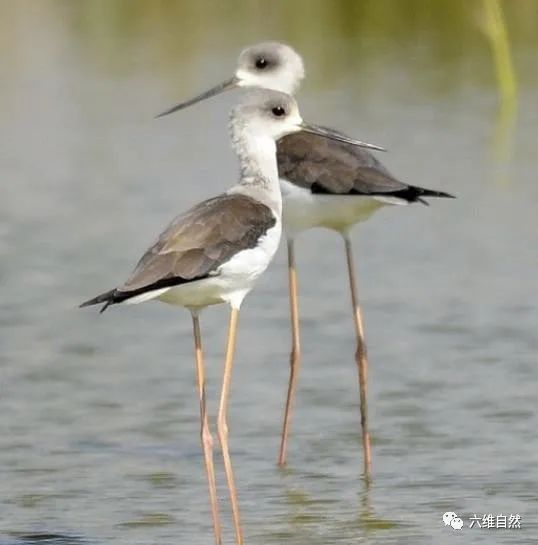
[228,124,282,216]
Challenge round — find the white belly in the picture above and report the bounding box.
[280,178,407,236]
[142,221,282,310]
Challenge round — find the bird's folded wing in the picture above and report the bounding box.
[277,131,410,195]
[117,194,275,294]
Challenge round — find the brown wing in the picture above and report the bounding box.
[117,193,276,295]
[277,130,410,195]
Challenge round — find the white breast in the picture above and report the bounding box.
[217,218,282,307]
[154,217,282,310]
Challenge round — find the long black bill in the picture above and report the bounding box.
[156,76,238,118]
[300,123,386,152]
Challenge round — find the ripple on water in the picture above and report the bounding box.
[118,513,176,528]
[3,534,88,545]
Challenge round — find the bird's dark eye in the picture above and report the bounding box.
[272,106,286,117]
[255,57,268,69]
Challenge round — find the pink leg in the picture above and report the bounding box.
[344,235,372,482]
[191,312,222,545]
[278,238,301,466]
[217,308,243,545]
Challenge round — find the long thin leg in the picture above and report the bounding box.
[344,235,372,482]
[191,312,222,545]
[217,307,243,545]
[278,238,301,466]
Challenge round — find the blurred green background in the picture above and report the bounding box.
[3,0,536,87]
[2,0,535,162]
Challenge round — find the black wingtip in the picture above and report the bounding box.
[413,187,456,203]
[79,289,116,312]
[427,190,456,199]
[99,301,112,314]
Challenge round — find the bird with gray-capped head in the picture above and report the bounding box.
[81,88,383,545]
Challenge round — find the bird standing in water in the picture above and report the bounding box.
[156,42,454,482]
[81,89,382,545]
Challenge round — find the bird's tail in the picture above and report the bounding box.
[79,289,117,313]
[417,187,455,199]
[408,186,456,205]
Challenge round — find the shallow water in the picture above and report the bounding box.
[1,2,537,544]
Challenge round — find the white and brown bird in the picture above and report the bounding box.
[157,42,454,482]
[81,89,382,545]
